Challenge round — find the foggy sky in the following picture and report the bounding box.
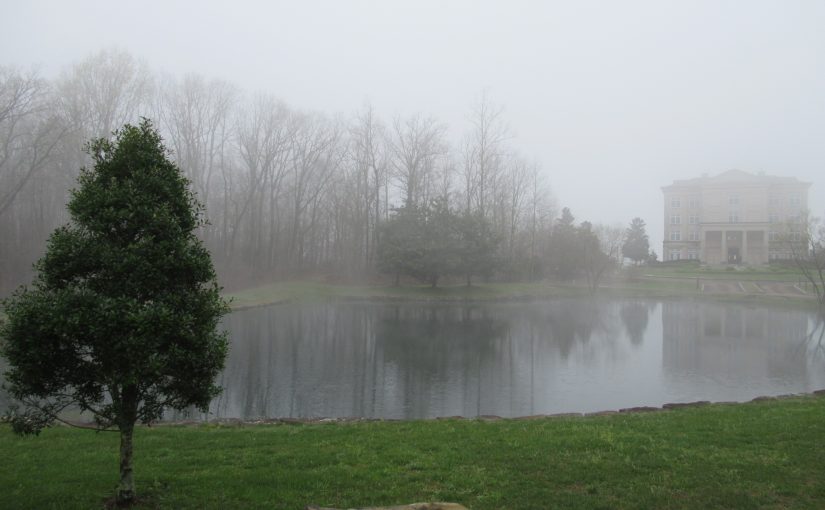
[3,0,824,252]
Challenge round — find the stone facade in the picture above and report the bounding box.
[661,170,811,265]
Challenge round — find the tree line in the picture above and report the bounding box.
[1,49,644,294]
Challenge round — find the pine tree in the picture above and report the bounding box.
[622,217,650,265]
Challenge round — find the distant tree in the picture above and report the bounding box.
[419,197,462,287]
[549,207,580,280]
[377,199,466,288]
[783,214,825,309]
[622,217,650,265]
[457,211,502,286]
[377,206,425,286]
[647,249,658,264]
[582,223,624,294]
[0,120,229,505]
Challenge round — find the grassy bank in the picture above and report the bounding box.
[2,396,824,509]
[224,277,814,311]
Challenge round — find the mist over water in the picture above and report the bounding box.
[165,299,825,421]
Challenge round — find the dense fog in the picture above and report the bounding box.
[2,1,825,294]
[0,51,572,293]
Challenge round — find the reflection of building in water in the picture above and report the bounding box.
[662,302,809,380]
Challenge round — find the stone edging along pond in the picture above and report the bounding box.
[158,389,825,427]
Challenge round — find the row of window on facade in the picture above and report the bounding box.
[669,213,803,225]
[668,249,700,261]
[670,196,802,209]
[668,231,801,242]
[667,249,796,261]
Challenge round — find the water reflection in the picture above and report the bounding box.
[661,302,823,402]
[4,298,822,421]
[620,300,655,346]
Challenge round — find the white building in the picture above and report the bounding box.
[661,170,811,264]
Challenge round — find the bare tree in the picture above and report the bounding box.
[785,214,825,308]
[583,223,625,294]
[0,68,67,293]
[465,92,509,218]
[233,93,292,272]
[56,49,153,139]
[388,113,446,209]
[286,112,344,269]
[349,104,388,268]
[0,68,64,217]
[159,73,236,211]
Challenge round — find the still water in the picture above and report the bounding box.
[180,298,825,420]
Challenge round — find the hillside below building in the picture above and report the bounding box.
[661,170,811,265]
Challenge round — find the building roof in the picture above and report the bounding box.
[662,169,812,191]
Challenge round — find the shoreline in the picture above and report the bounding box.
[84,389,825,428]
[225,280,819,312]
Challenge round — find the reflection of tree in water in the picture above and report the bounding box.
[794,313,825,361]
[377,306,507,373]
[538,298,612,358]
[375,305,510,417]
[619,300,654,346]
[166,299,636,421]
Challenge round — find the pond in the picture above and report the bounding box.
[172,298,825,420]
[1,298,823,421]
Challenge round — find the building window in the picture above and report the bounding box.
[790,231,802,242]
[769,196,780,207]
[688,198,700,209]
[687,250,698,260]
[670,250,681,261]
[768,231,779,242]
[728,212,739,223]
[671,198,681,208]
[670,215,681,225]
[729,196,739,206]
[689,231,699,241]
[790,195,801,207]
[768,212,779,224]
[670,231,681,241]
[688,215,699,225]
[787,214,802,224]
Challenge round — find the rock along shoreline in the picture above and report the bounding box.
[151,389,825,427]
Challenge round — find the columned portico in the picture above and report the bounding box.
[701,227,768,265]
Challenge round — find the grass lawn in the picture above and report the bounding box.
[2,396,825,509]
[224,281,589,309]
[641,262,807,281]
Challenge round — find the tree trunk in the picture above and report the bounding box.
[466,273,472,287]
[117,384,139,505]
[117,424,135,505]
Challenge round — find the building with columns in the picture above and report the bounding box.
[661,170,811,265]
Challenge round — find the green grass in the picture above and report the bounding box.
[224,281,591,310]
[642,262,807,281]
[2,396,825,509]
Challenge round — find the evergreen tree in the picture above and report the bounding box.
[622,217,650,265]
[0,119,229,505]
[377,206,426,286]
[550,207,580,280]
[457,211,502,286]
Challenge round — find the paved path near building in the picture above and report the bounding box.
[643,274,814,299]
[700,280,809,297]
